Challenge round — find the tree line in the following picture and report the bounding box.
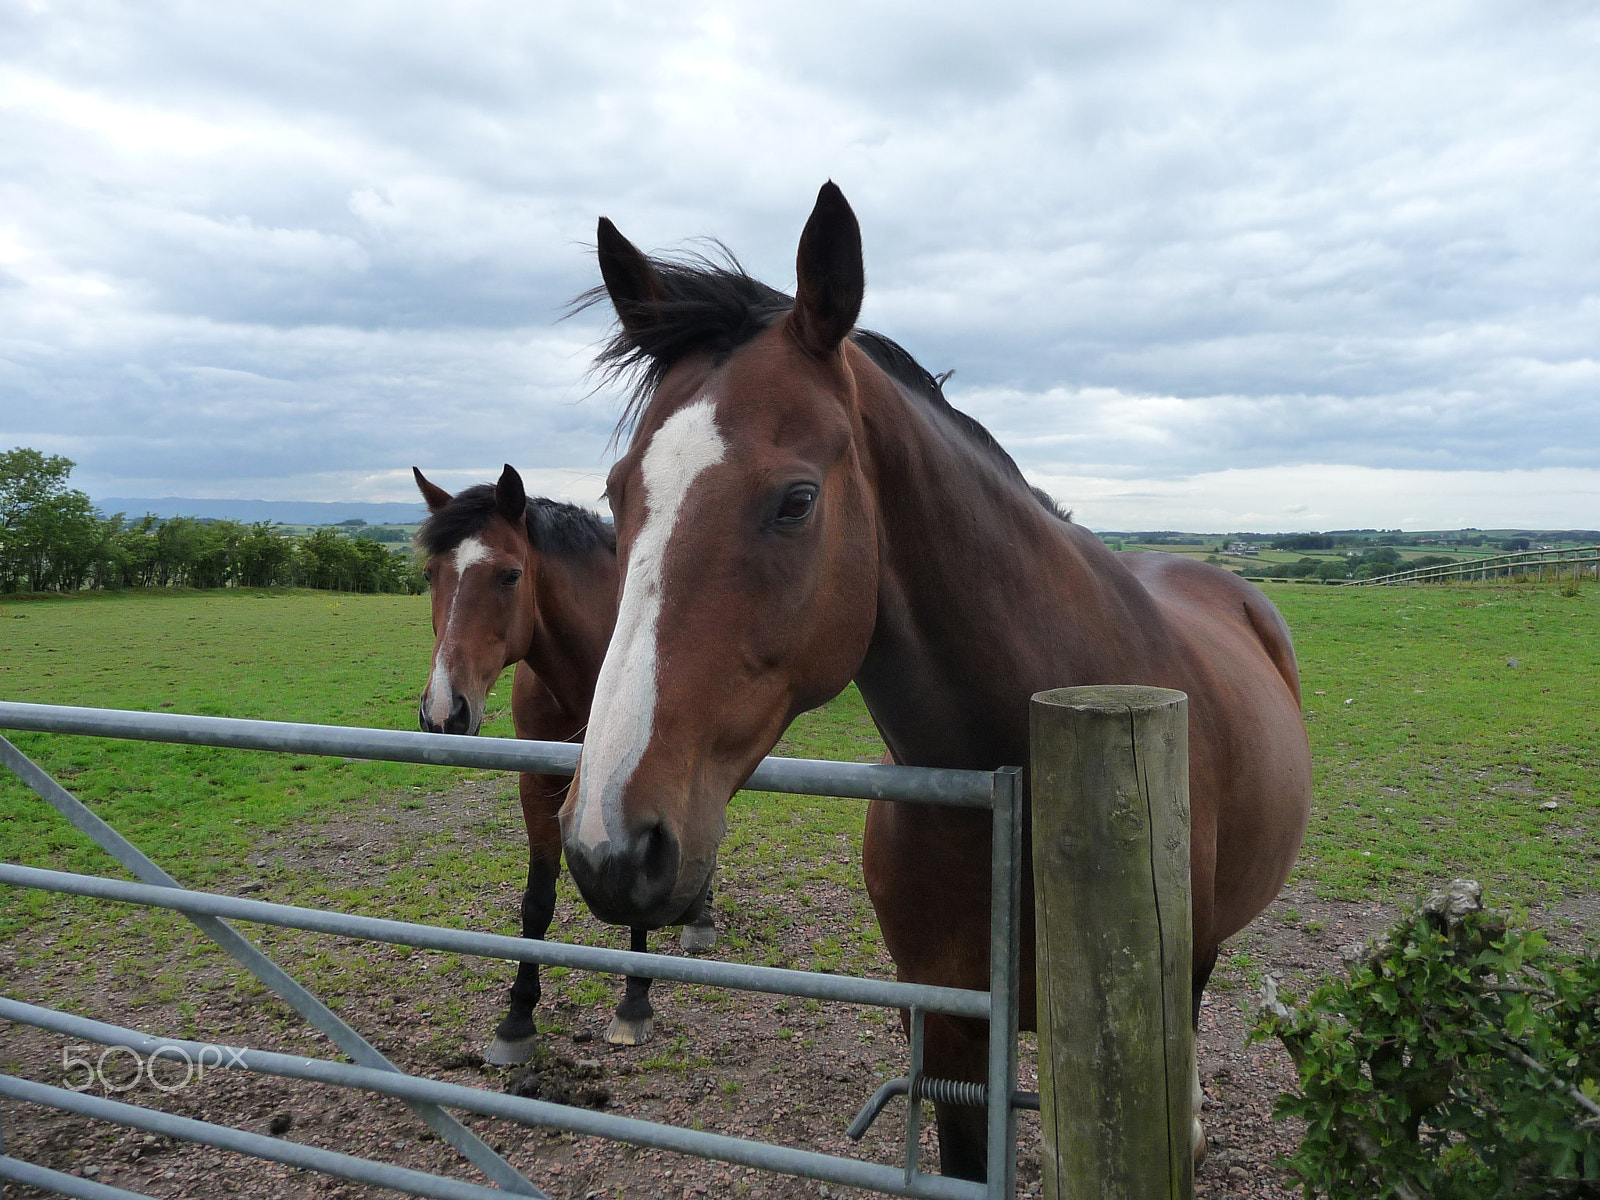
[1250,546,1458,582]
[0,448,421,595]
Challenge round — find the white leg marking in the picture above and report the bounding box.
[574,399,726,851]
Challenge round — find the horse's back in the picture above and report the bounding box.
[1118,551,1302,699]
[1116,551,1313,943]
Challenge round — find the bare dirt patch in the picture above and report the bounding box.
[3,778,1594,1199]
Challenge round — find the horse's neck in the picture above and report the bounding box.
[525,549,618,723]
[853,371,1164,770]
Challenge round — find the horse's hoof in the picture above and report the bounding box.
[1192,1117,1207,1168]
[605,1014,653,1046]
[679,922,717,953]
[484,1032,541,1066]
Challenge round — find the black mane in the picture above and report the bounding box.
[577,248,1065,519]
[415,485,615,559]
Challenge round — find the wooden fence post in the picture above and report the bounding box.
[1030,685,1193,1200]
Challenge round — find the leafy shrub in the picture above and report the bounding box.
[1254,881,1599,1198]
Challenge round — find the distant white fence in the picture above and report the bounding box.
[1349,545,1600,586]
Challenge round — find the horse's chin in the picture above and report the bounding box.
[645,861,717,930]
[668,870,715,927]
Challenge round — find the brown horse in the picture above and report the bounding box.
[412,463,715,1059]
[557,184,1313,1179]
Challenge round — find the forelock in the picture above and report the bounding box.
[414,485,615,559]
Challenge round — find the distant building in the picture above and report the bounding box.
[1227,542,1259,556]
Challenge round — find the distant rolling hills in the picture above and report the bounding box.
[97,498,428,526]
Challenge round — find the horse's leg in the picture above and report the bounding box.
[904,1013,990,1181]
[485,771,565,1066]
[920,966,1211,1181]
[1190,946,1219,1167]
[869,800,993,1179]
[606,927,655,1046]
[916,930,1214,1178]
[679,882,717,953]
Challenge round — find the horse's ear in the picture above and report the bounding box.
[597,217,665,337]
[790,181,864,359]
[413,467,452,513]
[494,463,527,525]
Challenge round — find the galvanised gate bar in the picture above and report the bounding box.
[0,701,1025,1200]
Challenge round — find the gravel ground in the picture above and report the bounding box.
[2,778,1594,1199]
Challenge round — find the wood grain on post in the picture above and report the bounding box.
[1030,685,1193,1200]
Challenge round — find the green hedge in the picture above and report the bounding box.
[1256,881,1599,1197]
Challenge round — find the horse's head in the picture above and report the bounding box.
[414,463,539,736]
[560,183,880,928]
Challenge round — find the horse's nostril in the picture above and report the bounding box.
[622,820,681,915]
[634,821,675,880]
[443,693,473,735]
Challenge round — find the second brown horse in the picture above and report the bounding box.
[413,463,714,1060]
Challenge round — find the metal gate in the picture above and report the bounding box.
[0,701,1024,1200]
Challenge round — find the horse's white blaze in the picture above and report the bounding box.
[426,648,455,725]
[425,538,492,725]
[426,579,464,725]
[574,398,726,851]
[453,536,492,574]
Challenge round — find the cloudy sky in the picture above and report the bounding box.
[2,2,1596,531]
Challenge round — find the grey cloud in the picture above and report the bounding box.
[1,1,1596,517]
[3,311,619,496]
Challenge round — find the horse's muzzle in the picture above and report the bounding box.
[418,692,476,736]
[563,820,705,929]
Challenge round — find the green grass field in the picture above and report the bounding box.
[2,579,1596,967]
[1,589,451,892]
[0,587,892,977]
[1267,580,1599,899]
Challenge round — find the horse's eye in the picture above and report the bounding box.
[774,485,818,527]
[422,566,435,585]
[500,568,523,587]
